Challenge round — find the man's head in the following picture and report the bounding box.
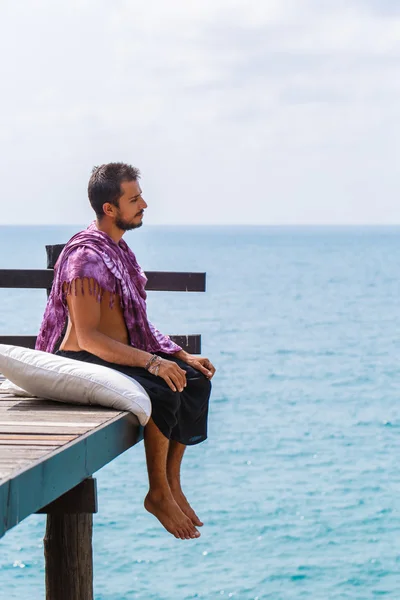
[88,162,147,231]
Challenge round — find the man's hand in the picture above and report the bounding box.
[175,352,216,380]
[158,358,188,392]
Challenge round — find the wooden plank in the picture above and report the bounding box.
[46,244,65,267]
[0,471,16,480]
[0,335,38,348]
[0,269,53,288]
[0,449,56,458]
[0,434,77,441]
[0,461,50,468]
[0,333,201,353]
[0,458,47,465]
[0,450,52,460]
[169,334,201,354]
[0,411,142,537]
[0,409,120,419]
[0,413,114,424]
[0,445,53,453]
[0,404,117,416]
[146,271,206,292]
[0,403,120,415]
[0,398,42,404]
[0,454,54,463]
[0,425,95,434]
[0,269,206,292]
[0,396,118,408]
[0,393,116,407]
[0,402,116,414]
[0,416,108,425]
[0,439,74,447]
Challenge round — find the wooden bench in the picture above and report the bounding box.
[0,243,205,599]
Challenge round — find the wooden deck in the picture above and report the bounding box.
[0,373,142,538]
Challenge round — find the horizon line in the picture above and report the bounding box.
[2,223,400,228]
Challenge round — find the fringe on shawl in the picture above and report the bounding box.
[61,277,122,309]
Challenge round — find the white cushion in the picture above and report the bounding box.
[0,378,33,397]
[0,344,151,426]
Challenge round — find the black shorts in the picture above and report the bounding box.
[55,350,211,446]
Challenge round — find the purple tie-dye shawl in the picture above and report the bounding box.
[35,222,182,355]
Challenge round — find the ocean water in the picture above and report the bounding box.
[1,225,400,599]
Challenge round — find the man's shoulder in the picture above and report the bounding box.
[58,244,112,281]
[66,245,101,260]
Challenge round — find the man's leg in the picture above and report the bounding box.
[143,418,200,539]
[167,440,203,527]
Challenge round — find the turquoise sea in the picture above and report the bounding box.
[1,225,400,599]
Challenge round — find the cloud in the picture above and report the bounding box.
[0,0,399,224]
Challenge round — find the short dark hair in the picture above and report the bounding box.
[88,162,141,218]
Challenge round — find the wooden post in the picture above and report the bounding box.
[40,478,98,600]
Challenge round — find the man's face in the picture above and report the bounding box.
[113,179,147,231]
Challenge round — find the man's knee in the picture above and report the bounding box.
[190,373,211,397]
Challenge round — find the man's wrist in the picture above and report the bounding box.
[137,351,155,369]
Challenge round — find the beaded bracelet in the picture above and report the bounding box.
[148,356,162,376]
[145,354,158,371]
[153,363,161,377]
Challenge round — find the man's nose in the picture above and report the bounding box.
[141,197,148,209]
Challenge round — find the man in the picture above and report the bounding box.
[36,162,215,540]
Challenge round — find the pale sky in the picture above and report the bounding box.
[0,0,399,225]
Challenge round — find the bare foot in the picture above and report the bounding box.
[170,486,204,527]
[144,490,200,539]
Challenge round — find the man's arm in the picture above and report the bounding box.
[66,278,187,392]
[66,278,151,368]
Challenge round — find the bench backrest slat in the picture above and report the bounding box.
[0,269,205,292]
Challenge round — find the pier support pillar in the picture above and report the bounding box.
[39,477,97,600]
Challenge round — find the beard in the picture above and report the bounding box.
[115,211,143,231]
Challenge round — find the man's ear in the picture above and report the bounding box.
[102,202,115,217]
